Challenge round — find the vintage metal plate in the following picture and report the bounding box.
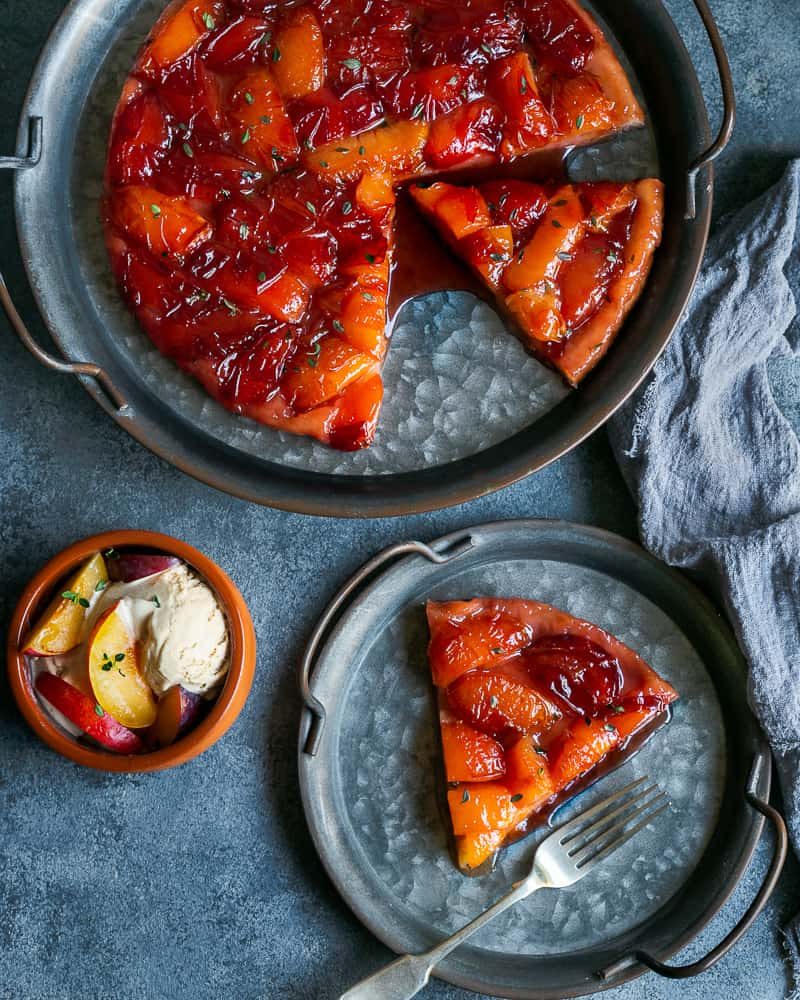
[299,521,769,998]
[12,0,712,514]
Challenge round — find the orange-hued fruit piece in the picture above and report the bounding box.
[282,337,377,411]
[137,0,225,75]
[502,186,584,292]
[410,183,492,241]
[355,172,395,213]
[228,69,299,168]
[441,720,506,783]
[88,603,157,729]
[487,52,552,156]
[549,718,621,788]
[410,176,665,385]
[447,782,514,837]
[305,121,428,179]
[23,553,108,656]
[427,597,678,872]
[272,7,325,99]
[447,668,559,737]
[110,187,212,257]
[427,604,533,688]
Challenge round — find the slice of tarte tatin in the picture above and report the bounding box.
[426,598,678,872]
[410,178,664,385]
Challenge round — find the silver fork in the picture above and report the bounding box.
[340,776,668,1000]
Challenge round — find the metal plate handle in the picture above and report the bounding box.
[1,116,128,412]
[299,533,474,757]
[599,751,788,981]
[685,0,736,220]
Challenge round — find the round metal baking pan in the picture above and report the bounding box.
[2,0,733,517]
[298,520,786,998]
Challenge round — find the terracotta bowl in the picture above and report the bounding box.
[7,529,257,772]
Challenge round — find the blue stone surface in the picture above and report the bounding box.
[0,1,798,998]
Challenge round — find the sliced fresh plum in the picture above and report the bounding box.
[107,553,182,582]
[152,685,203,747]
[23,553,107,656]
[36,672,145,754]
[87,603,158,729]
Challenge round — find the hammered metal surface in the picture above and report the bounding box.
[70,0,658,475]
[324,557,725,957]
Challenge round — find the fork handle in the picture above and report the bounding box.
[340,876,542,1000]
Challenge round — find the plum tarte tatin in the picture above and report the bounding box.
[426,598,678,872]
[103,0,661,450]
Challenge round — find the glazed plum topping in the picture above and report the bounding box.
[523,634,624,717]
[107,91,171,187]
[447,664,559,738]
[289,85,385,147]
[413,1,524,68]
[517,0,595,75]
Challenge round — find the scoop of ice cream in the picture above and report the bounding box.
[81,563,229,697]
[140,564,229,696]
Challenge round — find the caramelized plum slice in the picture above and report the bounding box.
[441,720,506,783]
[107,90,171,187]
[447,666,559,737]
[524,634,624,717]
[425,99,504,168]
[517,0,595,75]
[427,607,533,688]
[202,14,271,71]
[272,7,326,99]
[413,1,523,69]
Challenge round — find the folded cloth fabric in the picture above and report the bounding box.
[608,160,800,983]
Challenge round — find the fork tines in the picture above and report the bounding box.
[559,777,669,874]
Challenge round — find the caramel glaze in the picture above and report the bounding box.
[388,147,573,323]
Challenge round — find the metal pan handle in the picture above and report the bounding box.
[1,116,127,412]
[299,533,474,757]
[684,0,736,220]
[599,751,788,981]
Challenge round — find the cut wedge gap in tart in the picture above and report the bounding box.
[426,598,678,873]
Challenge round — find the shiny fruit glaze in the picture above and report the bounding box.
[103,0,645,449]
[427,598,678,871]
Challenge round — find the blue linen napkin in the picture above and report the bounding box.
[608,160,800,986]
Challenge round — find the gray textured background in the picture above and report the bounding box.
[1,1,799,999]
